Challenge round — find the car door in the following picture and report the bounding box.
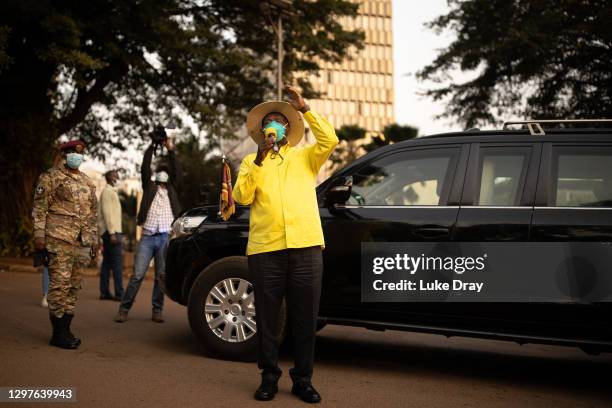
[318,144,468,321]
[454,142,540,241]
[450,141,542,332]
[530,142,612,342]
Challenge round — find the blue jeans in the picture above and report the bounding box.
[42,266,49,295]
[120,233,167,313]
[100,232,124,298]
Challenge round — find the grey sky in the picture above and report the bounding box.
[392,0,457,136]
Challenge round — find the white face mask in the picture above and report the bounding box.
[155,171,169,183]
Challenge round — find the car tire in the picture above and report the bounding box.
[187,256,286,361]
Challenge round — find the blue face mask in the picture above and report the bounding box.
[66,153,84,169]
[263,120,287,142]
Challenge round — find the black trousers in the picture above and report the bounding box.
[248,246,323,383]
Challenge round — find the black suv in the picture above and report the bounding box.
[163,120,612,360]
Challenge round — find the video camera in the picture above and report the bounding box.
[150,125,168,155]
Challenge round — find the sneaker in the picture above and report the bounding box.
[41,295,48,308]
[152,311,164,323]
[114,311,128,323]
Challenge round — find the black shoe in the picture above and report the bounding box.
[291,381,321,404]
[99,294,114,300]
[64,314,81,346]
[113,295,122,302]
[49,315,79,349]
[254,377,279,401]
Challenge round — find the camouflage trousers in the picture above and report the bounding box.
[46,237,91,318]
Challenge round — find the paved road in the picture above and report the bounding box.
[1,271,611,408]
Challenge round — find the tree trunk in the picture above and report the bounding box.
[0,116,55,256]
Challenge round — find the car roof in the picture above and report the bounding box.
[319,126,612,185]
[329,128,611,174]
[391,128,612,148]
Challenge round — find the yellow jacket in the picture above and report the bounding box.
[233,110,339,255]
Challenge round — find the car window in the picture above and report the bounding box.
[476,148,530,206]
[553,147,612,207]
[347,148,458,206]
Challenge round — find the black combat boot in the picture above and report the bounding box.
[64,314,81,346]
[49,314,79,349]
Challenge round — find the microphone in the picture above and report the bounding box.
[264,127,280,154]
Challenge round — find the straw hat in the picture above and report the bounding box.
[246,101,305,146]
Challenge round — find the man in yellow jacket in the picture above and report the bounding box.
[233,86,338,403]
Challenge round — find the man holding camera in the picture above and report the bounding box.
[115,132,180,323]
[233,86,338,403]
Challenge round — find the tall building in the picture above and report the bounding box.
[307,0,394,137]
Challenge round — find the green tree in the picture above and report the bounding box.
[363,123,418,152]
[172,135,235,210]
[329,124,367,167]
[0,0,363,254]
[329,123,419,171]
[418,0,612,128]
[118,190,138,252]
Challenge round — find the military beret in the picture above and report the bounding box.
[58,140,86,153]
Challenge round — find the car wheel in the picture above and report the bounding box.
[187,256,286,361]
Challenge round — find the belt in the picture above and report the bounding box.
[142,230,169,236]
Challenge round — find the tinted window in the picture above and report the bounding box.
[476,148,530,206]
[553,147,612,207]
[348,148,458,206]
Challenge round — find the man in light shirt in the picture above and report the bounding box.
[115,138,181,323]
[233,86,338,403]
[98,170,124,301]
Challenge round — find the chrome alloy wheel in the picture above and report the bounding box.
[205,278,256,343]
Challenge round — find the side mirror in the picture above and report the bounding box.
[325,176,352,206]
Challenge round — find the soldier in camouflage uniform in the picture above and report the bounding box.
[32,140,98,349]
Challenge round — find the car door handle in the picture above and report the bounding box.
[413,227,450,238]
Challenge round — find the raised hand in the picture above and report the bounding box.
[284,85,309,113]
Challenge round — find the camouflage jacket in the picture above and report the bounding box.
[32,165,98,247]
